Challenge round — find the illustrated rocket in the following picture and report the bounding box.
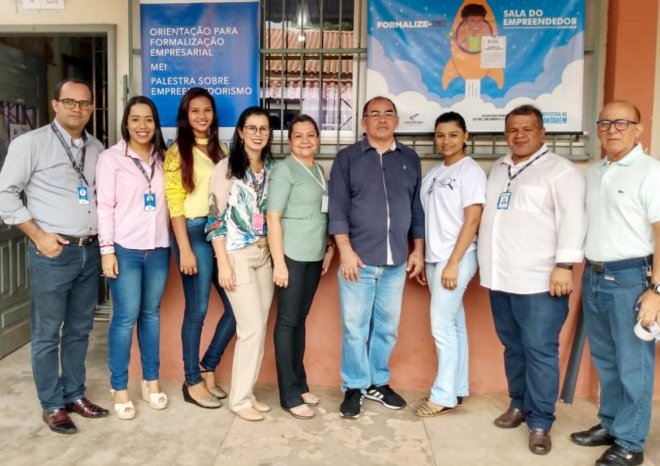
[442,0,504,90]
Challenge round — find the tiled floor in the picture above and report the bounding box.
[1,323,658,466]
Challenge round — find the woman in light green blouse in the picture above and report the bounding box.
[267,114,335,419]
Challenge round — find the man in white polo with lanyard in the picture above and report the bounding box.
[0,78,108,434]
[477,104,586,455]
[570,101,660,466]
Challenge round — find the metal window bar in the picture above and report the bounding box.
[124,0,598,160]
[260,0,594,161]
[261,0,365,158]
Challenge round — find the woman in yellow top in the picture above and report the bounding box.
[164,87,235,408]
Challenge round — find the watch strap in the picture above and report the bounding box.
[555,263,574,270]
[648,281,660,294]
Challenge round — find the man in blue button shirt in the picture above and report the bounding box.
[329,96,425,419]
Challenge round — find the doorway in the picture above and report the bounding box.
[0,30,113,359]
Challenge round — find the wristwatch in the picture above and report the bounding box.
[648,281,660,294]
[555,263,574,270]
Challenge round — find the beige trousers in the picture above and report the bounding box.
[225,238,274,411]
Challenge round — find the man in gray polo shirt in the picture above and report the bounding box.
[0,78,108,434]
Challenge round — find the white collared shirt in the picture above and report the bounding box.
[585,143,660,261]
[477,145,586,294]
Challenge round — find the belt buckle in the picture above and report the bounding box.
[77,237,87,246]
[590,261,605,273]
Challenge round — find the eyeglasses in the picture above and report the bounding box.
[596,119,638,132]
[365,111,397,119]
[57,98,94,111]
[243,125,270,135]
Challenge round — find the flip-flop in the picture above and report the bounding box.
[415,400,454,417]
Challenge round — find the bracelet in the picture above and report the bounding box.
[326,242,335,251]
[647,281,660,294]
[555,263,574,270]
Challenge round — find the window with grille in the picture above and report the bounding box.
[261,0,366,157]
[129,0,603,160]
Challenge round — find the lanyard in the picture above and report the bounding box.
[50,123,88,186]
[248,165,267,208]
[504,149,548,192]
[291,155,326,191]
[125,143,156,193]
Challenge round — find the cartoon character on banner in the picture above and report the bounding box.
[442,0,505,97]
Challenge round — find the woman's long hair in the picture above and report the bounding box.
[120,95,166,161]
[174,87,224,192]
[228,106,273,180]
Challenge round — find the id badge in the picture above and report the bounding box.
[144,192,156,211]
[497,191,511,210]
[251,212,264,231]
[321,194,329,213]
[77,186,89,205]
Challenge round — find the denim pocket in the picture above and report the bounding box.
[605,266,648,288]
[186,217,207,229]
[33,246,62,260]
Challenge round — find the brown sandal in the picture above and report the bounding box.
[415,399,454,417]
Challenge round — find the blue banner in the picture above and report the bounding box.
[140,0,259,140]
[367,0,585,133]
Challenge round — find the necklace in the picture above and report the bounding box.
[195,137,209,146]
[291,155,326,191]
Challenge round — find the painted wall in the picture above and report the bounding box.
[154,259,592,398]
[1,0,659,401]
[150,0,660,402]
[604,0,658,152]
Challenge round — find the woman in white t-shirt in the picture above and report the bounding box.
[416,112,486,417]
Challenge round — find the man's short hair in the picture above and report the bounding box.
[362,96,397,118]
[505,104,544,128]
[53,78,94,100]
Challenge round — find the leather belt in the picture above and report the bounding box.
[59,234,98,246]
[586,255,652,273]
[256,237,268,249]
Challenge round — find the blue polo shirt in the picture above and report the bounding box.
[328,138,425,266]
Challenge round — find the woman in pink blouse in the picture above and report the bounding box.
[96,96,170,420]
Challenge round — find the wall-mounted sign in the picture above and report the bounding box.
[22,0,65,10]
[140,0,260,143]
[367,0,585,133]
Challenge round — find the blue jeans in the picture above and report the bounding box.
[489,290,568,430]
[28,241,100,411]
[426,250,477,407]
[172,217,236,385]
[338,263,406,390]
[582,262,655,452]
[107,245,170,390]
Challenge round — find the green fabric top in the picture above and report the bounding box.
[267,156,328,261]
